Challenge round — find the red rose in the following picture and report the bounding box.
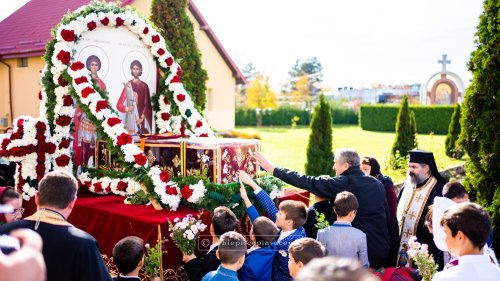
[87,21,97,31]
[35,163,45,175]
[62,95,73,106]
[81,87,95,98]
[195,120,203,128]
[74,76,89,85]
[70,61,85,71]
[55,116,72,126]
[143,27,149,34]
[10,133,20,140]
[116,17,124,27]
[161,113,170,121]
[163,96,170,105]
[176,94,185,102]
[160,171,170,183]
[200,133,208,137]
[35,121,46,132]
[165,186,178,196]
[176,68,182,76]
[93,182,103,193]
[56,50,71,65]
[166,57,173,66]
[170,75,181,83]
[152,35,160,43]
[17,119,24,127]
[117,181,128,191]
[44,143,56,154]
[95,100,108,112]
[181,185,193,199]
[84,181,91,189]
[100,17,109,25]
[134,154,147,166]
[59,138,71,149]
[105,184,111,193]
[58,75,69,87]
[117,133,133,146]
[38,91,42,100]
[55,155,70,167]
[60,29,75,42]
[107,117,122,127]
[157,48,165,56]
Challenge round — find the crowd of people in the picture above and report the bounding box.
[0,148,499,281]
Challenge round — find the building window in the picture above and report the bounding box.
[17,58,28,67]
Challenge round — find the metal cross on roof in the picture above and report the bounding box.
[438,54,451,72]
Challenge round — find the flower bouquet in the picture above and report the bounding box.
[168,214,207,255]
[407,236,438,281]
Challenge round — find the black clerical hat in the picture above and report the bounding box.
[409,149,447,184]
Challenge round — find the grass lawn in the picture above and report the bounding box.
[236,125,465,184]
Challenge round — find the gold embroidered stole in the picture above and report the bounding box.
[25,209,73,227]
[397,176,437,249]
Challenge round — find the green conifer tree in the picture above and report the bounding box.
[460,0,500,250]
[445,103,463,159]
[151,0,208,111]
[305,94,333,176]
[391,95,417,167]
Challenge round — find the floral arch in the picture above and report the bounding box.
[0,2,281,216]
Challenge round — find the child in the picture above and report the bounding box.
[238,182,279,281]
[317,191,369,267]
[0,186,22,224]
[294,257,379,281]
[288,238,326,278]
[112,236,159,281]
[398,243,409,267]
[302,195,334,239]
[239,171,307,281]
[202,231,247,281]
[184,206,239,281]
[432,203,500,281]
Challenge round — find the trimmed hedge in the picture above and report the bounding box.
[235,105,358,126]
[360,105,455,134]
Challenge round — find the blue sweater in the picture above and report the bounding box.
[246,189,306,281]
[238,245,276,281]
[202,266,239,281]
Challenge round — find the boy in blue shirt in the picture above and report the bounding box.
[239,182,280,281]
[239,171,307,281]
[202,231,247,281]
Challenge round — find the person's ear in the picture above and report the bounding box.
[216,249,220,260]
[464,194,469,202]
[35,191,39,206]
[238,254,245,265]
[298,261,304,270]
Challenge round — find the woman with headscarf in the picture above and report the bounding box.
[360,156,400,267]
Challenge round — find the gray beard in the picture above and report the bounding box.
[405,173,417,189]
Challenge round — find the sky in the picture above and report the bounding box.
[0,0,484,91]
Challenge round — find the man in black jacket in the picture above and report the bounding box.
[254,148,390,269]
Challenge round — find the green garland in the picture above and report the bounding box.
[86,168,284,218]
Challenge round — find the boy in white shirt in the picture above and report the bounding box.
[432,203,500,281]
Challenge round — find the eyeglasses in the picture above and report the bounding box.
[10,208,24,219]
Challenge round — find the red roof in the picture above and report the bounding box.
[0,0,245,84]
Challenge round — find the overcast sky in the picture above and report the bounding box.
[0,0,484,90]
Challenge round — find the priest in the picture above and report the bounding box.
[397,149,447,267]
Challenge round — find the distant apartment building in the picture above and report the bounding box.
[325,84,421,105]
